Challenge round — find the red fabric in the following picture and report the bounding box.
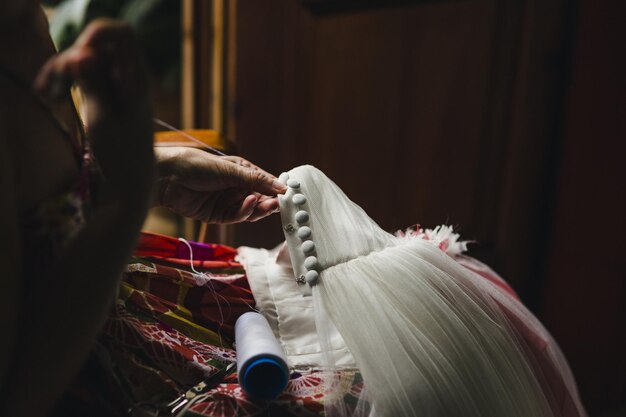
[135,231,239,262]
[458,256,586,417]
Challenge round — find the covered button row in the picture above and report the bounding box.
[282,173,319,287]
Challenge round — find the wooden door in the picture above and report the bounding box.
[225,0,574,300]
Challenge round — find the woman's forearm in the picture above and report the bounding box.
[4,195,150,417]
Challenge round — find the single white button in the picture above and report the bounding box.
[278,172,289,184]
[297,226,312,240]
[295,210,309,224]
[304,256,319,270]
[301,240,315,254]
[287,179,301,188]
[305,270,319,286]
[292,193,307,205]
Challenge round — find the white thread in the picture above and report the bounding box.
[178,237,228,345]
[154,118,227,156]
[177,237,261,333]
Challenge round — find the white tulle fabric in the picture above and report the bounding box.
[241,165,587,417]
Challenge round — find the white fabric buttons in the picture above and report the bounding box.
[292,194,307,205]
[301,240,315,254]
[278,172,290,184]
[295,210,309,225]
[304,256,319,271]
[297,226,312,240]
[279,172,323,292]
[287,179,301,188]
[305,270,319,286]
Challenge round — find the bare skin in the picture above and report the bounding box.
[0,5,285,417]
[155,148,285,223]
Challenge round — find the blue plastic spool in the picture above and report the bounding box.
[240,356,289,401]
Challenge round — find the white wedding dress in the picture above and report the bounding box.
[238,165,586,417]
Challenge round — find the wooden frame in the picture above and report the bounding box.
[181,0,234,242]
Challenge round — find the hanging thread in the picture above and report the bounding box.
[153,118,227,156]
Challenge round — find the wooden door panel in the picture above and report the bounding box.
[227,0,572,299]
[229,0,522,255]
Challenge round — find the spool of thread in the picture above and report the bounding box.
[235,312,289,400]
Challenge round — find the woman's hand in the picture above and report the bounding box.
[155,147,287,224]
[35,19,155,204]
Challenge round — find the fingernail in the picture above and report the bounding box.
[272,179,288,193]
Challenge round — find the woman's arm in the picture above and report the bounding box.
[2,20,155,417]
[3,191,150,417]
[0,124,145,417]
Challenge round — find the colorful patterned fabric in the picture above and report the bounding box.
[91,232,360,417]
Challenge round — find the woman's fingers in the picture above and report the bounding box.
[230,194,259,224]
[220,160,287,196]
[206,193,279,224]
[34,19,155,201]
[246,197,280,222]
[34,19,145,105]
[35,46,114,112]
[221,155,276,183]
